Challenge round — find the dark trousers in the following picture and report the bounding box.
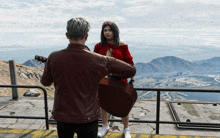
[57,120,98,138]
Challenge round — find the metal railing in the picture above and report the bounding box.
[1,85,220,134]
[104,88,220,134]
[0,85,49,130]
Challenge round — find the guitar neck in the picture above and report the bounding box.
[35,55,48,63]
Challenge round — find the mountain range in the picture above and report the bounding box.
[193,57,220,66]
[134,56,220,75]
[22,56,220,75]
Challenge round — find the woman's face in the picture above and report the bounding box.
[103,26,114,40]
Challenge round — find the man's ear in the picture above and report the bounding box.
[66,32,69,39]
[85,34,88,41]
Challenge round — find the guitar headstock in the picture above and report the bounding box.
[35,55,47,63]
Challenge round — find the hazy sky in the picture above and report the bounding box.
[1,0,220,63]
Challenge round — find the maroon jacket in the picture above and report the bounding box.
[41,43,136,123]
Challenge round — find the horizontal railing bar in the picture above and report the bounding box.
[2,85,220,92]
[134,88,220,93]
[105,119,220,126]
[3,85,220,93]
[48,119,220,126]
[0,115,46,119]
[0,85,45,89]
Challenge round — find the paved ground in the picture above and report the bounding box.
[0,96,220,137]
[0,96,54,130]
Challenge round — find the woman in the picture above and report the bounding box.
[94,21,135,138]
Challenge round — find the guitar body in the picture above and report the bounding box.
[35,55,137,117]
[98,77,137,117]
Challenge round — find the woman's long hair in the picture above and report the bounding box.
[100,21,120,48]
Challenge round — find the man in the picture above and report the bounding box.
[41,17,136,138]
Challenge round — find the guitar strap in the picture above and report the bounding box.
[105,46,114,78]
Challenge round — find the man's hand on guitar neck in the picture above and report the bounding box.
[129,79,134,87]
[35,55,47,65]
[129,76,135,87]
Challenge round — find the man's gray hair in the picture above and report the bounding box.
[67,17,91,40]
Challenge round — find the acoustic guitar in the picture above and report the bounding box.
[35,55,137,117]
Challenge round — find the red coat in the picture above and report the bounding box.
[94,42,134,82]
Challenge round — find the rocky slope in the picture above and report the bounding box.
[0,60,55,97]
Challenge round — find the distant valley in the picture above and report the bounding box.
[134,56,220,102]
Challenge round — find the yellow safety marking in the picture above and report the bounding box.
[179,136,189,138]
[50,131,58,135]
[41,130,52,137]
[105,133,111,137]
[7,129,24,134]
[131,134,137,137]
[0,129,219,138]
[110,133,123,137]
[139,134,151,138]
[44,135,53,138]
[31,130,46,138]
[152,135,160,138]
[23,129,35,134]
[152,135,177,138]
[0,129,10,133]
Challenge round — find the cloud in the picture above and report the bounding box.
[120,28,220,47]
[0,0,122,34]
[125,0,165,4]
[173,0,220,4]
[35,33,64,39]
[122,5,155,16]
[193,32,220,47]
[1,0,220,49]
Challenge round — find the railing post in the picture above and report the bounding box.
[9,60,19,100]
[42,86,49,130]
[156,90,161,134]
